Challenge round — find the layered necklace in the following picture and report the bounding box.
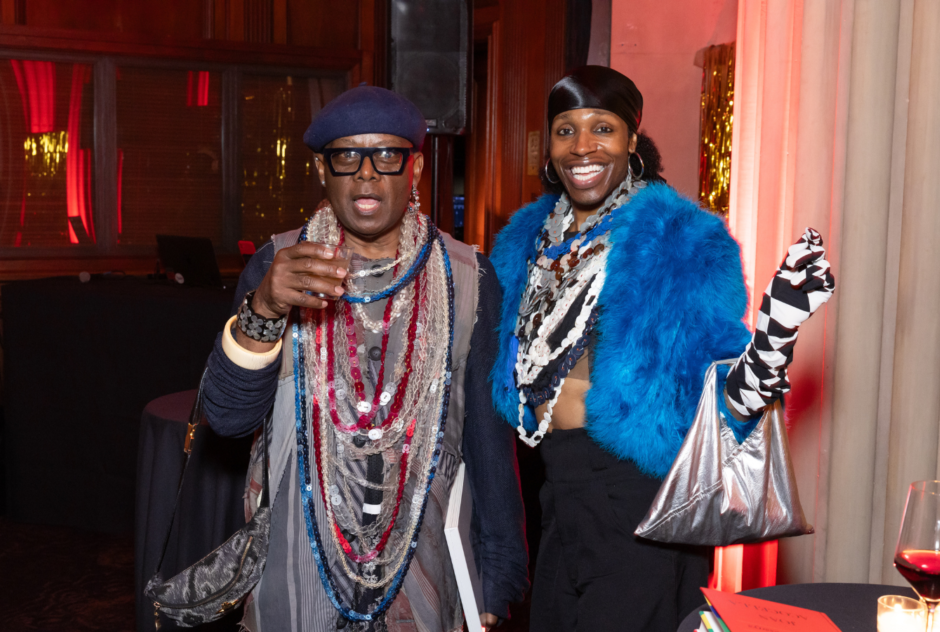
[291,203,455,623]
[512,175,645,446]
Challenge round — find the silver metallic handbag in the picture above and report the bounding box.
[634,359,814,546]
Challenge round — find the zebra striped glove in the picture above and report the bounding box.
[725,228,835,418]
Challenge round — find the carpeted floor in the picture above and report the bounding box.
[0,518,136,632]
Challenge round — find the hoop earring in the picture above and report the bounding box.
[628,152,645,181]
[543,161,560,184]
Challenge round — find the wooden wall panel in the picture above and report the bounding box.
[521,1,547,207]
[484,23,501,250]
[273,0,287,44]
[544,0,566,131]
[473,0,498,40]
[493,0,526,231]
[490,0,566,233]
[358,0,376,86]
[288,0,359,49]
[464,39,492,250]
[535,0,566,202]
[0,0,23,25]
[24,0,203,40]
[244,0,273,43]
[462,0,565,250]
[11,0,362,54]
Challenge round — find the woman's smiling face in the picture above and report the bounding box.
[549,108,637,214]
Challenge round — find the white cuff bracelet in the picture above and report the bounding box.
[221,315,282,370]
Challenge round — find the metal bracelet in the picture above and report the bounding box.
[237,291,287,342]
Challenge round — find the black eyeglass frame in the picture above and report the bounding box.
[319,147,414,177]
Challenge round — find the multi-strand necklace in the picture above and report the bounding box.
[512,175,645,446]
[291,203,455,623]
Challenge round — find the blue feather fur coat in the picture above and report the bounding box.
[490,183,753,478]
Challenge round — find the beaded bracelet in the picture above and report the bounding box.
[237,290,287,342]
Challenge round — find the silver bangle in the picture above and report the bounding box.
[237,291,287,342]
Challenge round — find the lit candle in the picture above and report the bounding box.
[878,596,927,632]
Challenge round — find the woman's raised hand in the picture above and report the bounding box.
[724,228,835,419]
[770,227,835,326]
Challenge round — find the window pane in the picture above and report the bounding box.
[240,74,344,245]
[116,67,222,246]
[0,59,95,248]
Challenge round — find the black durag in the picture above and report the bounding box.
[543,66,663,190]
[547,65,643,134]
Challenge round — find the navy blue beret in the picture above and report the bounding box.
[303,86,426,152]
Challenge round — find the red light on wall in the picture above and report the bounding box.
[67,65,95,244]
[186,71,210,106]
[10,60,55,134]
[117,149,124,237]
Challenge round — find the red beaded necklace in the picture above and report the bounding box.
[313,270,428,564]
[326,274,422,434]
[312,413,418,564]
[324,291,396,432]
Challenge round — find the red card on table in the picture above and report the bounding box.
[701,588,842,631]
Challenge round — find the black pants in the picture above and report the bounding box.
[530,428,710,632]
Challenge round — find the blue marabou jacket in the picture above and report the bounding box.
[490,183,753,478]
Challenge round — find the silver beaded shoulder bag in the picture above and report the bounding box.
[143,370,271,628]
[635,359,813,546]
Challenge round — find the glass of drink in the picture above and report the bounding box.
[309,242,350,299]
[894,481,940,630]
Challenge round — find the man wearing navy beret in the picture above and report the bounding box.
[202,86,529,631]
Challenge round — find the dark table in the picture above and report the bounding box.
[135,389,252,632]
[678,583,919,631]
[2,275,235,533]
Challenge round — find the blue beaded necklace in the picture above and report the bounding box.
[341,222,436,305]
[292,220,455,622]
[542,212,618,260]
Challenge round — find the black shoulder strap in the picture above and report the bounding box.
[257,404,270,509]
[151,368,270,575]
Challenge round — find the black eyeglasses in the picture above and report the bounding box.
[320,147,413,176]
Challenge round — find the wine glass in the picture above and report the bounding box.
[894,481,940,630]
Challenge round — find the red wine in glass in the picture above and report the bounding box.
[896,550,940,601]
[895,481,940,631]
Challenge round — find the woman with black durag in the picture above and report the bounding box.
[490,66,834,631]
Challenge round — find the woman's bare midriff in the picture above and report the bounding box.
[536,353,591,431]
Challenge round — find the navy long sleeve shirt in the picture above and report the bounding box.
[202,240,529,619]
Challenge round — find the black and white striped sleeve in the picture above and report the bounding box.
[725,228,835,418]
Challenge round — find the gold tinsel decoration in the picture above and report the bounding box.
[699,43,735,219]
[24,131,69,178]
